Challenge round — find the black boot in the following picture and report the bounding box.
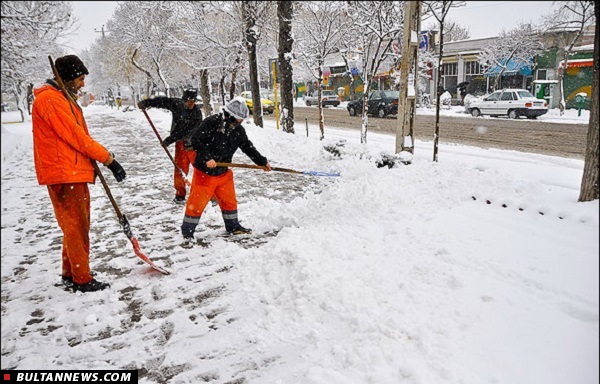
[228,225,252,235]
[181,236,195,249]
[72,278,110,293]
[61,276,74,288]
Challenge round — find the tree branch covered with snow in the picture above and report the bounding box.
[346,0,404,144]
[1,1,76,119]
[478,22,544,90]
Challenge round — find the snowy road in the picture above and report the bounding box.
[265,106,589,159]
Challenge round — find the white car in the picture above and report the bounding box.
[467,88,548,119]
[303,90,340,107]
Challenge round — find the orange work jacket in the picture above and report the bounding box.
[32,82,110,185]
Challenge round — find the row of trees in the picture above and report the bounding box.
[1,1,76,122]
[1,1,597,200]
[1,1,442,140]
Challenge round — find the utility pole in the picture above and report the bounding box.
[395,1,421,156]
[94,25,107,39]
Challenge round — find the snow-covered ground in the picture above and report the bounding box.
[1,105,598,384]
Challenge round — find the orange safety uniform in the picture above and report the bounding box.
[173,141,197,197]
[32,80,111,285]
[182,112,268,237]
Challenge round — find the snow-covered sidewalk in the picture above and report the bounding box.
[1,106,598,384]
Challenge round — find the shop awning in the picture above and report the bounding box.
[558,58,593,68]
[374,69,393,79]
[326,67,361,77]
[484,58,532,77]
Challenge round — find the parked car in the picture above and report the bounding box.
[261,90,280,106]
[303,90,340,107]
[240,91,275,114]
[87,100,106,106]
[346,90,399,118]
[467,88,548,119]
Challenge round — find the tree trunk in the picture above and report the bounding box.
[230,68,238,102]
[230,51,242,102]
[26,83,33,115]
[578,2,599,202]
[131,48,153,98]
[361,77,370,144]
[220,75,226,105]
[154,59,171,98]
[557,47,568,115]
[200,69,212,117]
[11,87,25,123]
[277,1,294,134]
[433,15,447,162]
[243,1,263,127]
[317,66,325,140]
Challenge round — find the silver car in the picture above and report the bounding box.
[467,89,548,119]
[303,90,340,107]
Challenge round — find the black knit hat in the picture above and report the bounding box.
[182,88,198,101]
[55,55,89,81]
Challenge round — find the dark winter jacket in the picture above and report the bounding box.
[139,97,203,150]
[191,112,268,176]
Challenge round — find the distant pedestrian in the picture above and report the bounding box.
[32,54,127,293]
[26,83,34,115]
[107,88,115,109]
[458,82,469,106]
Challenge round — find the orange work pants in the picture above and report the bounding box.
[173,141,196,198]
[47,183,93,285]
[182,169,238,237]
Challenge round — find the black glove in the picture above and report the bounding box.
[107,159,126,182]
[162,136,174,147]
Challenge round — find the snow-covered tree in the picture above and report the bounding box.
[346,1,404,144]
[542,1,595,114]
[1,1,75,120]
[440,19,470,42]
[168,1,245,116]
[242,1,275,127]
[578,0,598,202]
[295,1,349,140]
[107,1,183,98]
[277,1,295,134]
[478,22,544,92]
[422,0,466,162]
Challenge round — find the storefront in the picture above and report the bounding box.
[483,58,533,92]
[558,57,593,110]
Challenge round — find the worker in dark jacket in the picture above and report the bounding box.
[180,96,271,248]
[138,88,203,203]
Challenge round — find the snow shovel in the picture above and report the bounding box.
[215,162,340,177]
[48,56,171,276]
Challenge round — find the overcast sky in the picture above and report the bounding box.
[64,1,557,54]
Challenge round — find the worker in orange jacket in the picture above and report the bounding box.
[32,54,127,293]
